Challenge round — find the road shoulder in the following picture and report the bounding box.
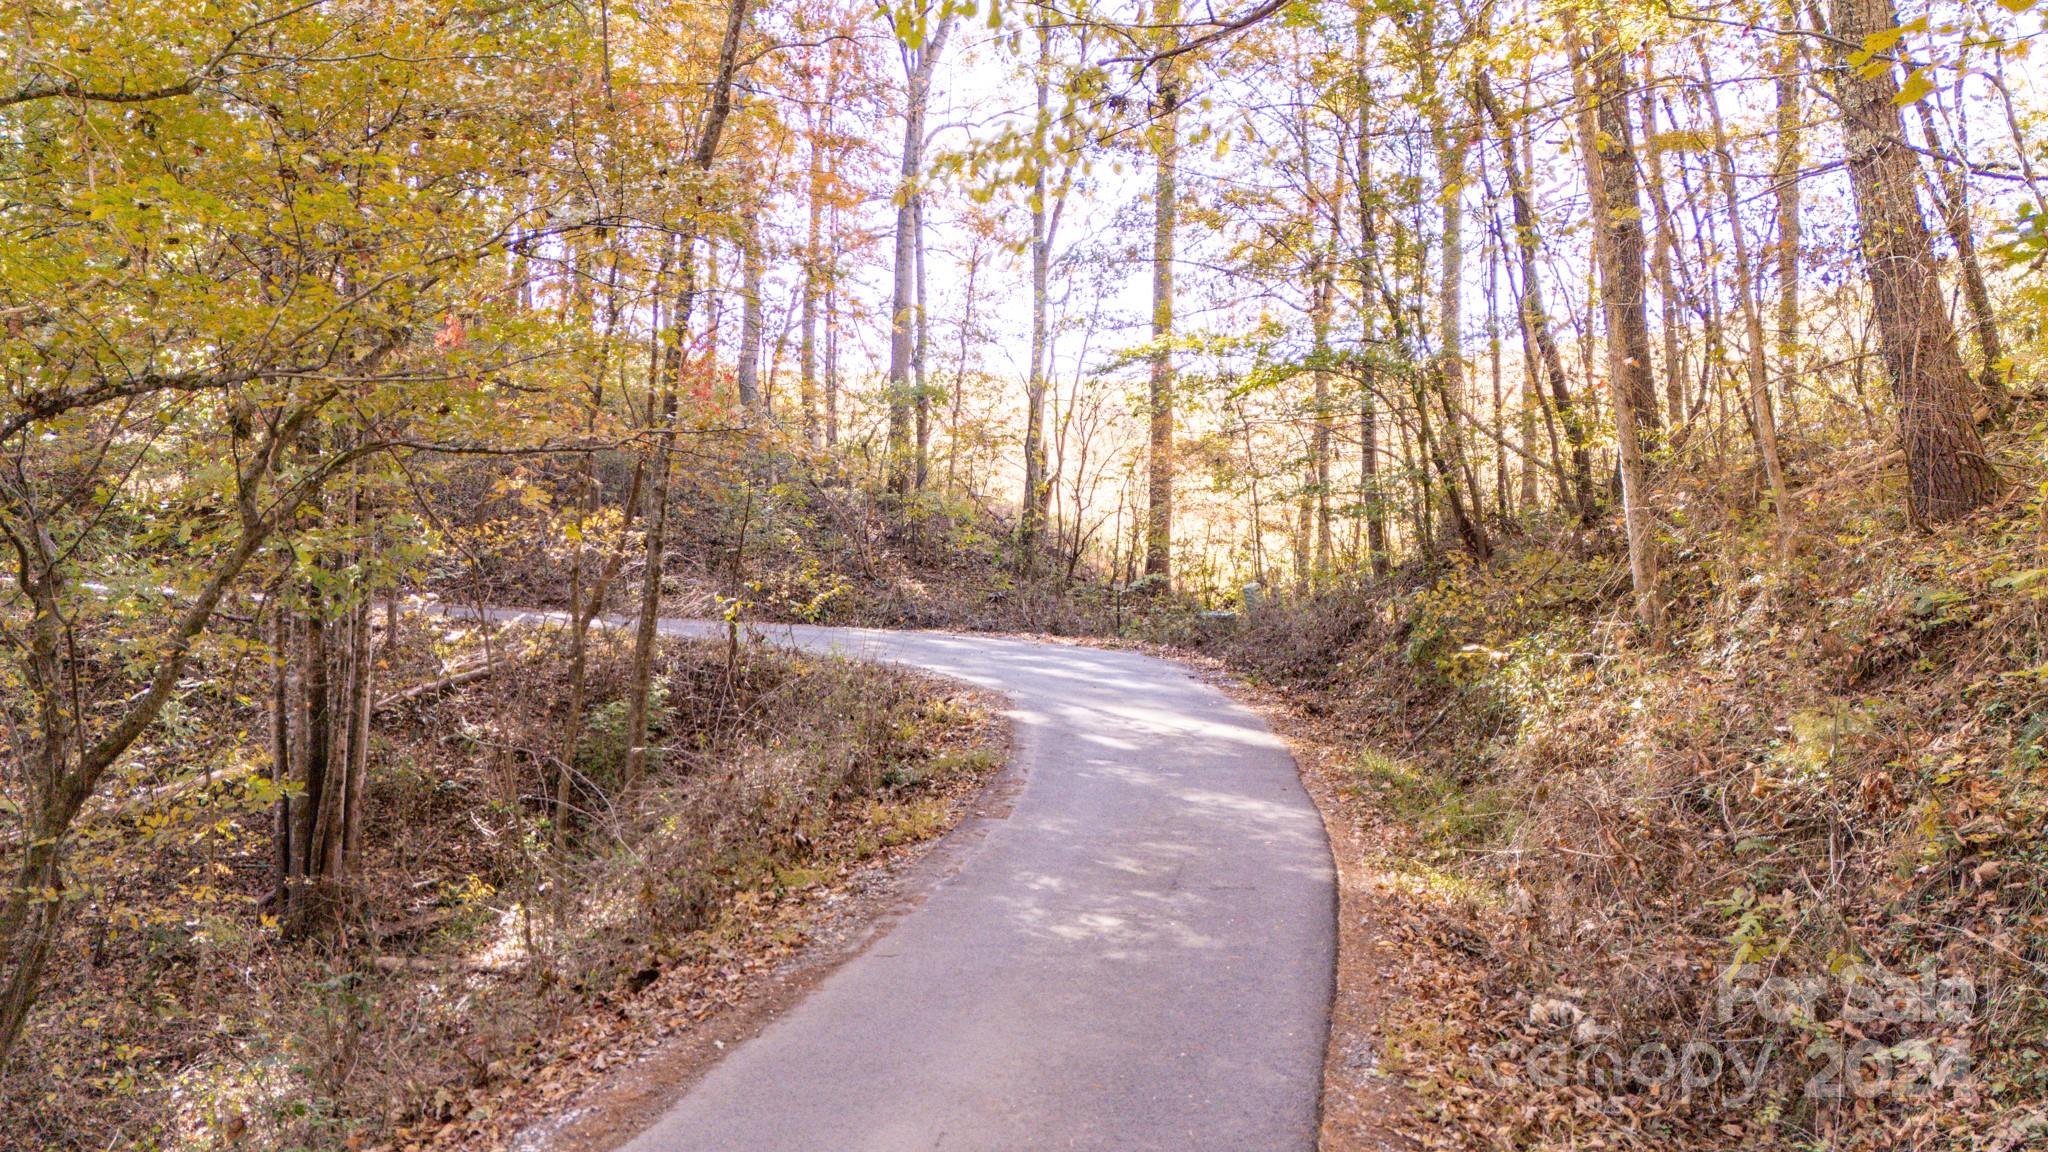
[481,684,1019,1152]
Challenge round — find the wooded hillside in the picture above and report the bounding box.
[5,0,2047,1146]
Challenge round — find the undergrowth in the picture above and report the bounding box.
[1209,431,2048,1149]
[7,621,1000,1151]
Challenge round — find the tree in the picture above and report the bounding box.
[0,0,632,1068]
[736,215,767,413]
[885,0,956,496]
[1826,0,1997,524]
[1143,0,1183,587]
[1694,44,1796,550]
[1018,20,1078,571]
[1476,70,1596,523]
[1568,17,1664,639]
[622,0,755,785]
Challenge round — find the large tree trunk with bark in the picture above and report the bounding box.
[1828,0,1997,524]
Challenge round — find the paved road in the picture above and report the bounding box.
[492,614,1336,1151]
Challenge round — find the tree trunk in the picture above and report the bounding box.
[913,195,932,490]
[1424,74,1492,563]
[1353,29,1391,576]
[1696,45,1797,549]
[1572,25,1663,447]
[288,583,331,930]
[269,587,293,911]
[885,8,954,496]
[1569,17,1665,640]
[1144,3,1179,586]
[825,280,840,446]
[798,85,833,446]
[1310,142,1340,574]
[1911,95,2010,416]
[1019,23,1054,570]
[1638,54,1690,426]
[1827,0,1996,523]
[1773,1,1803,415]
[1484,202,1509,522]
[735,216,764,413]
[624,237,694,787]
[623,0,752,783]
[1476,71,1596,521]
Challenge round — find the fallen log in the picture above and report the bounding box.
[372,660,506,713]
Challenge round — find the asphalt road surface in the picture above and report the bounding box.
[489,614,1337,1151]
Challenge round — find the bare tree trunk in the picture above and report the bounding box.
[1020,23,1055,570]
[1353,30,1391,576]
[1504,192,1539,514]
[1911,94,2010,416]
[338,597,371,873]
[735,215,764,414]
[797,75,834,446]
[1477,71,1596,521]
[288,581,331,931]
[885,8,954,496]
[913,194,932,490]
[1144,3,1179,586]
[623,0,752,783]
[1773,1,1803,416]
[1638,52,1689,426]
[1361,371,1387,576]
[1826,0,1996,523]
[269,585,293,912]
[1484,201,1509,521]
[1572,24,1663,447]
[1311,220,1337,573]
[1696,45,1797,550]
[1424,75,1492,562]
[623,236,694,787]
[949,243,983,497]
[825,279,840,446]
[1569,16,1665,640]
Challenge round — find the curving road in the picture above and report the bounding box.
[488,613,1336,1151]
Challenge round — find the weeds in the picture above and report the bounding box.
[10,623,1001,1151]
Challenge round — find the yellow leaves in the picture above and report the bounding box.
[1894,67,1936,107]
[1643,129,1712,155]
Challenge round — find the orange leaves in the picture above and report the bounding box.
[434,313,467,350]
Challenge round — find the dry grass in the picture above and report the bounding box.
[1204,435,2048,1149]
[5,617,1002,1152]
